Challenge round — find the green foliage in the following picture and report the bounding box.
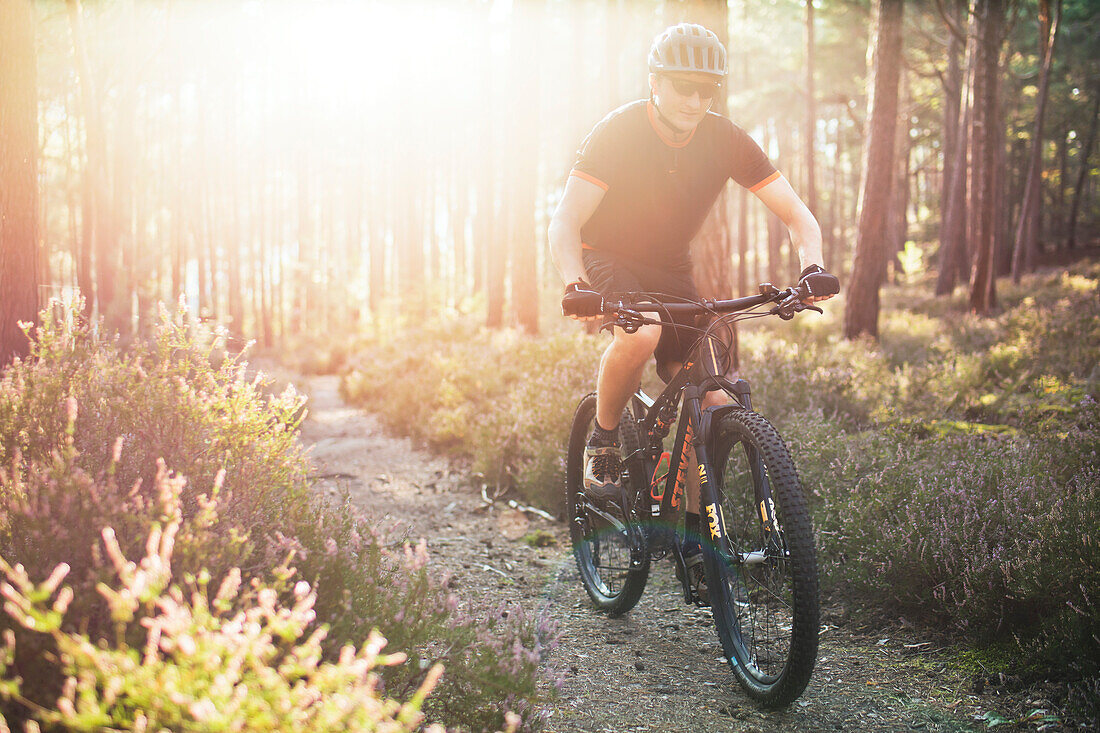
[0,304,554,731]
[0,497,460,733]
[342,320,602,511]
[764,265,1100,684]
[522,530,557,548]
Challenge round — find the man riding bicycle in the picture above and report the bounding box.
[549,22,838,601]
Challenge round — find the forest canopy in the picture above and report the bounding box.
[1,0,1096,356]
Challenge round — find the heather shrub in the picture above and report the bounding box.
[0,305,311,556]
[342,319,602,510]
[0,305,554,731]
[786,398,1100,681]
[763,267,1100,682]
[0,494,461,733]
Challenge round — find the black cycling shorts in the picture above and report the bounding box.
[583,248,701,382]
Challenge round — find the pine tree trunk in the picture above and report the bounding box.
[935,2,965,296]
[0,0,40,365]
[114,0,136,336]
[451,159,468,307]
[844,0,904,340]
[485,136,505,328]
[510,1,539,335]
[1056,127,1069,245]
[1011,0,1061,282]
[887,88,911,284]
[968,0,1005,315]
[1067,81,1100,250]
[67,0,119,325]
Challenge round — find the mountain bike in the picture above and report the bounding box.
[565,282,821,708]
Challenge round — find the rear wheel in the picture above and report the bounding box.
[704,409,819,708]
[566,393,649,615]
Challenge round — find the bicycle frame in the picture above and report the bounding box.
[626,349,782,603]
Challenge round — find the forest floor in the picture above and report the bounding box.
[293,373,1070,733]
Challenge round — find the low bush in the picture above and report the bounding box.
[0,480,469,733]
[342,320,602,511]
[0,305,554,731]
[788,404,1100,679]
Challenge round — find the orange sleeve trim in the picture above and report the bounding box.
[748,170,782,193]
[569,169,610,191]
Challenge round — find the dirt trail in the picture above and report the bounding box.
[297,375,1050,733]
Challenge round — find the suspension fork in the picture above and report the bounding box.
[698,381,782,543]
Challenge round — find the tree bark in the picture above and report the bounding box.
[804,0,818,218]
[968,0,1005,315]
[844,0,904,340]
[510,1,539,335]
[940,3,980,296]
[1011,0,1061,282]
[887,85,911,284]
[0,0,40,366]
[1056,127,1069,245]
[935,0,966,295]
[1067,81,1100,250]
[67,0,121,327]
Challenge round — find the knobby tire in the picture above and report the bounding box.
[705,409,819,708]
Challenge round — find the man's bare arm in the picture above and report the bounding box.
[752,175,833,301]
[752,175,825,271]
[549,176,606,287]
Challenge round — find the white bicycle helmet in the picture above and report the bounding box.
[648,23,727,78]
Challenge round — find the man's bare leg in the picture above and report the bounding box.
[594,323,662,432]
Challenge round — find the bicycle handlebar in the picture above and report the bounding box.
[600,282,821,332]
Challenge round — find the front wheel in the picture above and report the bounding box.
[704,409,819,708]
[566,393,649,615]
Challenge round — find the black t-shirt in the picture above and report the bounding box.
[570,100,779,269]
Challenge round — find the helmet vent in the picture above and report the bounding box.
[648,22,727,78]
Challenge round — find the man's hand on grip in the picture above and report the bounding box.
[797,265,839,302]
[561,281,603,320]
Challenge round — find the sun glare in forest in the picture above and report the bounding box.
[35,0,877,332]
[163,1,494,130]
[58,0,720,171]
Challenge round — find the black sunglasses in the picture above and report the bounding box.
[666,77,722,100]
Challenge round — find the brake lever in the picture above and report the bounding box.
[770,287,822,320]
[602,308,646,334]
[794,301,824,315]
[770,292,801,320]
